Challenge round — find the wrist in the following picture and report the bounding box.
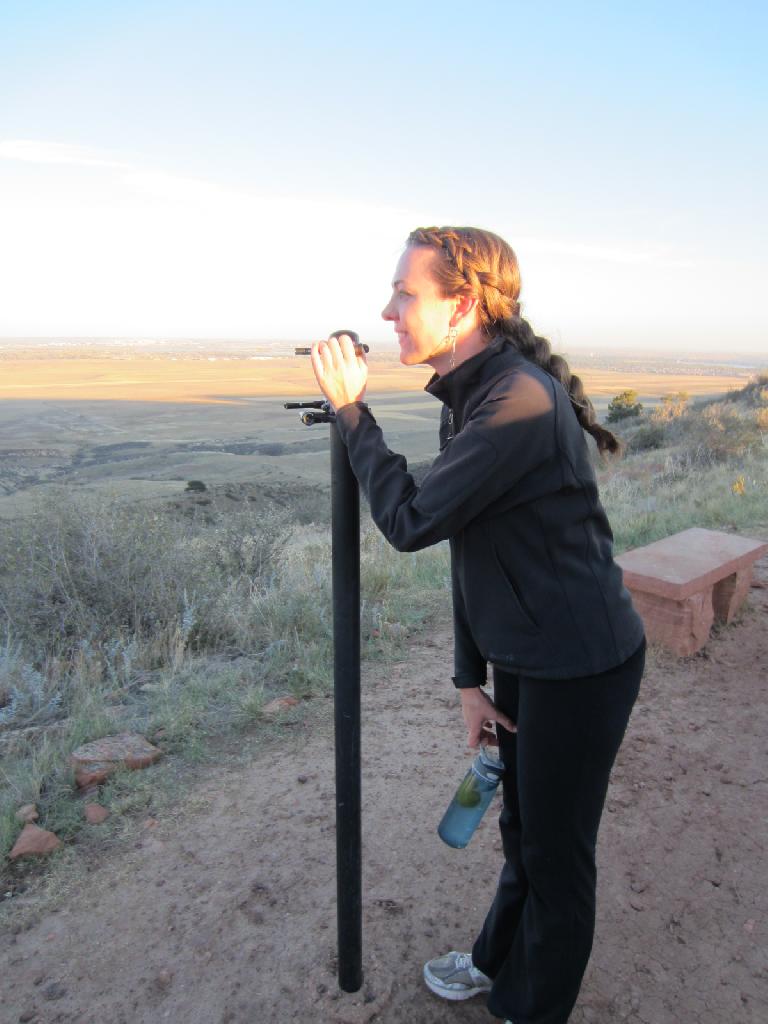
[459,686,488,702]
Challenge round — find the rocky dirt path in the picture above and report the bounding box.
[2,553,767,1024]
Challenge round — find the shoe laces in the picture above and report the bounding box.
[455,953,473,972]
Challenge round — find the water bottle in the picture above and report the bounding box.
[438,748,505,849]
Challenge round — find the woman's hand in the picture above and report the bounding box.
[310,335,368,412]
[460,686,517,749]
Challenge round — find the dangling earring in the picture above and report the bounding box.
[448,326,458,371]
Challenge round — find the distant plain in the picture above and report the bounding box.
[0,343,757,515]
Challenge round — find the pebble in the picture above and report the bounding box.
[42,982,67,1001]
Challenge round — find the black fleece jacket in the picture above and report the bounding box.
[335,337,645,685]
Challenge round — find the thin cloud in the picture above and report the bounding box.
[515,235,694,270]
[120,169,230,203]
[0,140,693,271]
[0,139,129,169]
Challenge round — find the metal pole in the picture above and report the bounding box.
[285,327,365,993]
[330,419,363,992]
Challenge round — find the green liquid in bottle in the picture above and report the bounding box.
[456,774,482,808]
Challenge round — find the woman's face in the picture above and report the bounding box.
[381,246,458,367]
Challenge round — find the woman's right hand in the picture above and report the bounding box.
[310,334,368,412]
[459,686,516,749]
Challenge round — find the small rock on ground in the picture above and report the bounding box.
[9,824,62,860]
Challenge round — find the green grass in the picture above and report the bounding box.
[601,379,768,551]
[601,451,768,551]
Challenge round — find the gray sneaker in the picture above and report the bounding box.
[422,950,492,1001]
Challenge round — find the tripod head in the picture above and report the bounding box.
[294,329,368,358]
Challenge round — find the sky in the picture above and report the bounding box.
[0,0,766,352]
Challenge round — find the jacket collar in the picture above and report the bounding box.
[425,335,524,408]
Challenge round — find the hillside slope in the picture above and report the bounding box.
[1,540,766,1024]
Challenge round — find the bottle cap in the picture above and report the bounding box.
[472,747,504,783]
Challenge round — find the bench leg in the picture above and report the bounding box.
[628,586,714,657]
[712,567,753,624]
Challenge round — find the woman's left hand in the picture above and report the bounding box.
[310,335,368,412]
[460,686,517,750]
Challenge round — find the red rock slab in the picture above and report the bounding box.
[70,733,162,789]
[616,528,768,600]
[711,566,755,624]
[9,823,62,859]
[73,762,114,788]
[630,587,714,657]
[617,528,767,656]
[84,803,110,824]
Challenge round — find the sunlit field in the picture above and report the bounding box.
[0,347,750,404]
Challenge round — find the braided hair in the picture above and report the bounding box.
[406,226,621,455]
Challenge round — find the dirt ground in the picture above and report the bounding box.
[1,552,767,1024]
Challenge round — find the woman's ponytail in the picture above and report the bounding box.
[500,318,622,455]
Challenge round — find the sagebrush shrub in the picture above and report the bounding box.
[651,392,690,422]
[628,421,668,452]
[0,644,61,727]
[0,494,287,664]
[677,404,764,463]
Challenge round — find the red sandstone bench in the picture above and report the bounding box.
[616,527,767,656]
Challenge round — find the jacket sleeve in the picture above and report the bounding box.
[334,375,555,554]
[450,551,488,688]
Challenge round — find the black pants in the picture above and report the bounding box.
[471,639,645,1024]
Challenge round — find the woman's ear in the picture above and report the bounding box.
[451,293,480,328]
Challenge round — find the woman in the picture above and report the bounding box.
[310,226,645,1024]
